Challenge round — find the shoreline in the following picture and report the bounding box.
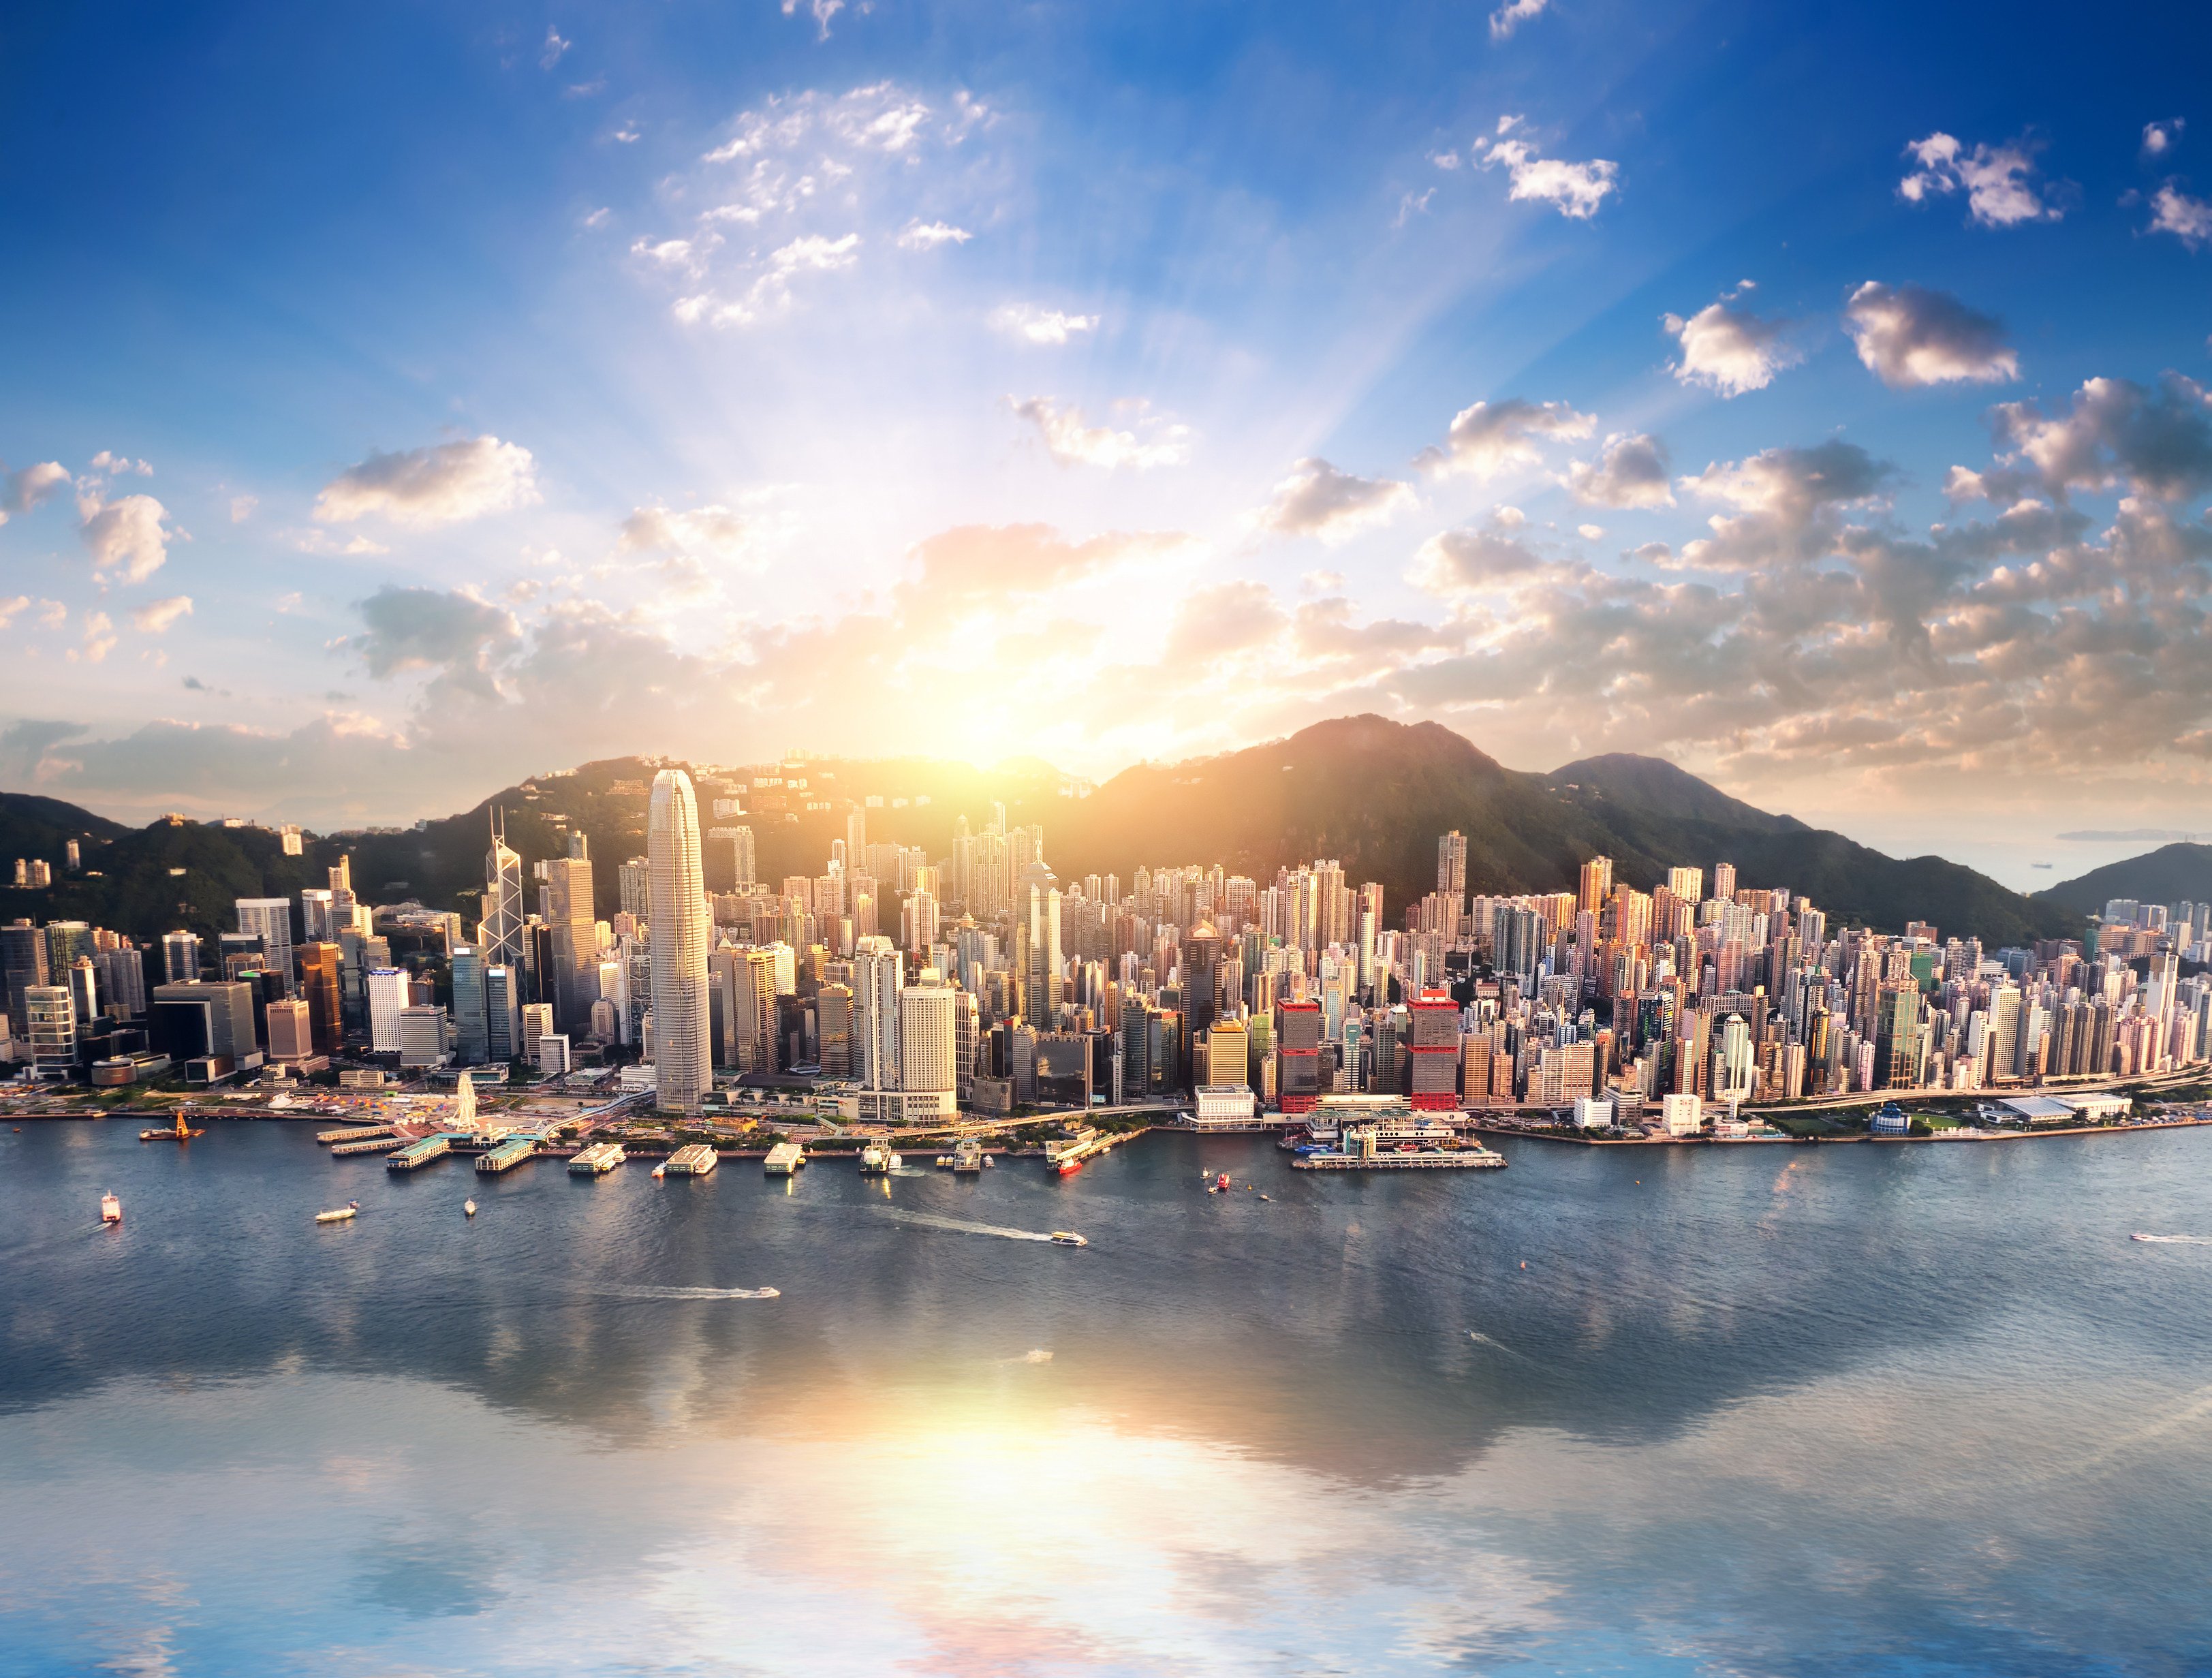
[1466,1115,2212,1147]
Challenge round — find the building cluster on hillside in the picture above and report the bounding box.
[6,773,2209,1127]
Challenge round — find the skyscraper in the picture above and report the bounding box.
[480,811,525,966]
[452,944,490,1065]
[647,769,712,1115]
[853,935,903,1090]
[2,919,50,1043]
[548,830,597,1032]
[898,966,956,1113]
[1436,830,1468,905]
[234,898,294,980]
[161,930,201,985]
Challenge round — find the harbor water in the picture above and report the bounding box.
[2,1120,2209,1675]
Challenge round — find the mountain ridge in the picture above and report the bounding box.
[1,715,2083,946]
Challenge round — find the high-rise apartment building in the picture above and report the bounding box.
[853,935,903,1090]
[898,967,956,1116]
[647,769,712,1115]
[3,919,50,1044]
[1436,830,1467,905]
[161,930,201,985]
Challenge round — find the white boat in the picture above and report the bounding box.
[315,1201,360,1224]
[859,1141,891,1174]
[983,1154,996,1168]
[652,1163,667,1179]
[887,1152,903,1170]
[100,1192,122,1224]
[465,1199,477,1216]
[1049,1231,1088,1247]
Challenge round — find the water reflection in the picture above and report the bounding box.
[1,1121,2209,1674]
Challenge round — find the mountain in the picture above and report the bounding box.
[0,715,2077,946]
[2034,843,2212,916]
[1048,717,2074,945]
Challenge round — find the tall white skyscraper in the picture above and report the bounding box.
[898,967,955,1100]
[853,935,903,1091]
[481,811,525,966]
[648,768,712,1115]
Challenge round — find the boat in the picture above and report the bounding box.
[886,1152,903,1170]
[140,1114,205,1142]
[652,1162,667,1179]
[1258,1194,1271,1202]
[859,1141,892,1174]
[1049,1231,1088,1247]
[465,1199,477,1216]
[100,1192,122,1224]
[983,1154,996,1168]
[1055,1156,1082,1177]
[951,1138,984,1174]
[1211,1171,1232,1194]
[935,1154,954,1169]
[315,1201,360,1224]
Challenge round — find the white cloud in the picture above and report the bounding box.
[991,303,1100,345]
[1843,281,2018,388]
[582,207,611,229]
[1576,524,1606,540]
[2143,119,2183,159]
[1415,396,1594,480]
[1409,525,1551,595]
[88,450,152,476]
[1012,398,1190,471]
[288,528,391,556]
[540,27,570,69]
[78,492,176,582]
[0,595,29,628]
[897,219,972,250]
[1476,119,1617,219]
[131,595,193,634]
[1664,285,1800,397]
[1488,0,1550,40]
[674,233,860,327]
[618,505,760,567]
[781,0,845,42]
[1564,433,1674,508]
[36,600,65,627]
[1989,373,2212,501]
[2147,183,2212,249]
[230,494,258,523]
[1,460,70,522]
[1253,458,1416,541]
[313,435,540,528]
[1899,132,2059,226]
[611,123,639,144]
[76,610,116,664]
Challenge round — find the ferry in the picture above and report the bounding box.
[464,1199,477,1217]
[859,1141,892,1174]
[1048,1231,1088,1247]
[315,1201,360,1224]
[950,1138,985,1174]
[100,1192,123,1224]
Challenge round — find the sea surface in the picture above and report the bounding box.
[3,1119,2210,1677]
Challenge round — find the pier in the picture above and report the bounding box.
[1292,1148,1506,1170]
[329,1136,403,1156]
[317,1124,394,1145]
[666,1144,717,1176]
[569,1142,626,1175]
[386,1135,452,1170]
[476,1136,537,1173]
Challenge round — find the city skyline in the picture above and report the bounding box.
[1,2,2209,871]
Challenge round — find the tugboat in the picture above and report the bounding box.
[100,1192,123,1225]
[140,1111,204,1142]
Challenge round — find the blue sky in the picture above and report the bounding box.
[3,0,2209,882]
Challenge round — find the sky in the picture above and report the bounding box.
[2,0,2210,886]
